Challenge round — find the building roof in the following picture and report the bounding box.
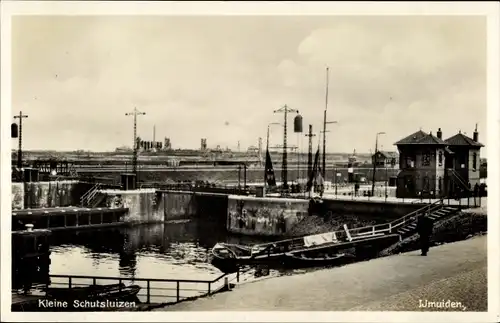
[394,130,446,146]
[374,151,399,158]
[444,133,484,147]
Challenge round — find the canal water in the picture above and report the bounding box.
[48,219,274,280]
[17,218,310,304]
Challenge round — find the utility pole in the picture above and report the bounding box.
[125,107,146,186]
[14,111,28,169]
[371,131,386,196]
[305,124,316,177]
[322,67,338,181]
[274,104,299,190]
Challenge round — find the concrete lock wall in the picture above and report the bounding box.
[11,181,82,210]
[101,189,165,223]
[162,191,197,219]
[227,195,309,236]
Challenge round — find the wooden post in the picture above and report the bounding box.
[176,281,180,302]
[208,282,211,295]
[68,277,72,289]
[147,280,151,303]
[64,213,67,228]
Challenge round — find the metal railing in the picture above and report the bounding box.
[80,183,101,207]
[47,271,240,305]
[447,168,473,192]
[248,199,447,254]
[141,182,253,195]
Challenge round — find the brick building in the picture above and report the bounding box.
[394,125,483,198]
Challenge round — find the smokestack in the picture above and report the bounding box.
[437,128,442,139]
[473,123,478,142]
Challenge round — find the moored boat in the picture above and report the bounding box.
[210,226,399,273]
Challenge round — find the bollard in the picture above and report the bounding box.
[224,277,231,291]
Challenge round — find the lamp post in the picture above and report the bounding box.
[13,111,28,169]
[371,131,386,197]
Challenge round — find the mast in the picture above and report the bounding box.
[322,67,329,179]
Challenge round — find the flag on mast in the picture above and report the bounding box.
[307,147,320,192]
[265,149,277,187]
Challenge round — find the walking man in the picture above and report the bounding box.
[417,214,434,256]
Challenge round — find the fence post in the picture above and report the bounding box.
[176,281,180,302]
[147,280,151,304]
[68,277,72,289]
[93,277,96,286]
[208,282,211,295]
[388,223,392,233]
[237,268,240,283]
[119,278,122,292]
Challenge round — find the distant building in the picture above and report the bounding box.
[394,126,483,198]
[372,151,399,169]
[201,138,207,151]
[164,137,172,150]
[115,146,132,152]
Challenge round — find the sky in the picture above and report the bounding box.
[11,15,487,154]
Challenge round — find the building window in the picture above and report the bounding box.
[422,153,431,167]
[438,151,443,167]
[405,156,415,168]
[472,152,477,171]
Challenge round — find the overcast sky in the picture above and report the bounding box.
[12,15,486,154]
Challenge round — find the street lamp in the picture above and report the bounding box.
[371,131,386,196]
[13,111,28,169]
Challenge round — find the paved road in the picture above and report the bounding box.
[158,236,487,311]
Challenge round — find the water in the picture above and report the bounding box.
[48,219,277,277]
[17,219,292,304]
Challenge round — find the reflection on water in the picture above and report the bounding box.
[14,219,356,304]
[48,219,276,281]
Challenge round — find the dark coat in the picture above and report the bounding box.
[417,216,433,237]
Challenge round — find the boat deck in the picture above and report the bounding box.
[12,206,127,217]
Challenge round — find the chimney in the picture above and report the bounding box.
[437,128,442,139]
[473,123,479,142]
